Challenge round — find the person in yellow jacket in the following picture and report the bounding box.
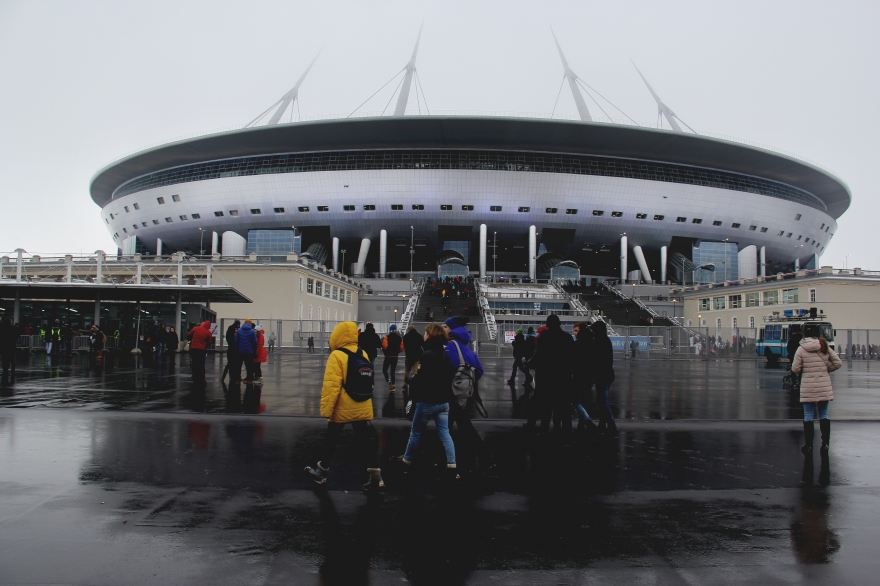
[304,321,384,493]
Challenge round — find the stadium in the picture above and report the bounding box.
[90,35,850,285]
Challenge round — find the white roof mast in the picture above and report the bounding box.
[246,51,320,127]
[632,61,696,133]
[552,30,592,122]
[393,24,423,117]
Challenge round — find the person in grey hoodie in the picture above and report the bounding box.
[791,323,842,454]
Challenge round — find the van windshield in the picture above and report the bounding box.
[819,323,834,342]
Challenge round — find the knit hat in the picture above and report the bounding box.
[516,328,523,334]
[444,316,468,329]
[244,319,254,324]
[389,324,397,331]
[255,324,263,332]
[546,314,561,329]
[233,319,241,326]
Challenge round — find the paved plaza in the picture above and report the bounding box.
[2,352,880,584]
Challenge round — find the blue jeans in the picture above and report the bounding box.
[575,403,592,422]
[803,401,829,421]
[403,402,456,465]
[156,343,166,361]
[595,381,616,428]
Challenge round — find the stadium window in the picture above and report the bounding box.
[317,206,329,212]
[820,223,825,230]
[141,222,147,227]
[124,206,130,213]
[778,230,785,236]
[760,227,768,233]
[343,205,355,211]
[214,211,224,217]
[825,226,829,232]
[157,197,165,204]
[518,206,530,213]
[132,224,137,230]
[786,232,792,238]
[133,203,140,210]
[229,210,239,216]
[748,225,757,231]
[546,207,558,214]
[490,206,502,212]
[152,219,159,225]
[731,223,740,228]
[462,205,474,211]
[612,211,623,217]
[692,218,702,224]
[105,218,109,224]
[250,209,261,214]
[165,217,173,223]
[274,207,284,213]
[654,215,664,221]
[712,220,722,226]
[441,205,452,211]
[191,213,200,219]
[109,213,114,219]
[797,235,802,240]
[592,210,604,216]
[364,204,376,211]
[391,204,403,210]
[179,215,188,221]
[636,213,647,219]
[122,228,127,233]
[795,214,802,220]
[676,217,687,223]
[171,194,180,202]
[566,209,578,215]
[412,204,424,211]
[298,206,310,212]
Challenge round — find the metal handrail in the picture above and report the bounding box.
[475,281,498,340]
[399,279,425,330]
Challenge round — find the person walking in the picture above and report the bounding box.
[307,335,315,353]
[396,323,457,479]
[166,327,179,359]
[381,324,404,391]
[0,317,18,386]
[304,321,384,494]
[234,320,258,383]
[443,316,496,476]
[268,331,277,353]
[572,322,598,436]
[520,327,536,387]
[44,319,61,356]
[253,324,267,384]
[591,321,617,433]
[525,314,574,440]
[791,323,842,454]
[402,325,423,392]
[155,322,168,362]
[222,320,241,382]
[187,320,214,385]
[507,329,526,385]
[358,322,382,367]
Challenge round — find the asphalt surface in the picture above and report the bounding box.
[2,352,880,584]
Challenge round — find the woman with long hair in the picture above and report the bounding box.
[791,323,842,454]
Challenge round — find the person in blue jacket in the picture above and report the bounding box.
[234,319,258,383]
[443,316,496,476]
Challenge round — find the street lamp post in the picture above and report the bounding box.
[493,231,497,282]
[198,228,204,256]
[409,226,414,281]
[341,249,346,275]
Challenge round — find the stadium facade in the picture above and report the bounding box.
[90,34,850,285]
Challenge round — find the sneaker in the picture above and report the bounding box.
[253,378,263,385]
[363,468,385,494]
[388,382,395,391]
[304,462,328,485]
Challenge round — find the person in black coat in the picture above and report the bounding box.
[222,320,241,382]
[0,317,18,385]
[166,327,180,357]
[590,320,617,432]
[402,325,424,391]
[525,314,575,439]
[357,322,382,365]
[572,322,598,435]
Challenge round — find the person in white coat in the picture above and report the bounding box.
[791,323,842,454]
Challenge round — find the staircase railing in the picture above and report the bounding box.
[602,282,683,328]
[475,281,498,340]
[551,280,590,316]
[399,279,425,330]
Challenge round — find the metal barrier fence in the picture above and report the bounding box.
[15,334,120,352]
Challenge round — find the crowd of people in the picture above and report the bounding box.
[212,319,268,386]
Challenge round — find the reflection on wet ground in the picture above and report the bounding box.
[3,351,880,419]
[2,409,879,585]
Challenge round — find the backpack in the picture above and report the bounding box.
[338,348,374,402]
[449,340,476,410]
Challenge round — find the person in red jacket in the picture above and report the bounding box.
[253,324,267,384]
[187,320,213,385]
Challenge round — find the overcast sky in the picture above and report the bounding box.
[1,0,877,269]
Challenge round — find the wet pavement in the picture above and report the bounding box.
[2,351,880,420]
[2,353,880,584]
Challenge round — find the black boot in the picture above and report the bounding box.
[801,421,814,454]
[819,419,831,452]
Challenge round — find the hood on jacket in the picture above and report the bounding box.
[364,323,376,334]
[330,321,358,351]
[201,321,211,330]
[239,322,254,333]
[800,337,823,352]
[447,325,471,344]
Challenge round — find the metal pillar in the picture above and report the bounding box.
[15,248,25,282]
[479,224,487,279]
[794,258,800,271]
[660,246,667,284]
[13,290,20,323]
[156,238,163,257]
[0,255,5,279]
[211,232,219,255]
[206,264,212,287]
[633,246,651,283]
[95,250,104,283]
[379,230,387,278]
[93,292,100,327]
[175,292,182,337]
[759,246,766,277]
[176,254,183,284]
[528,225,537,280]
[355,238,371,277]
[332,237,339,272]
[620,236,628,282]
[65,255,73,283]
[135,262,143,284]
